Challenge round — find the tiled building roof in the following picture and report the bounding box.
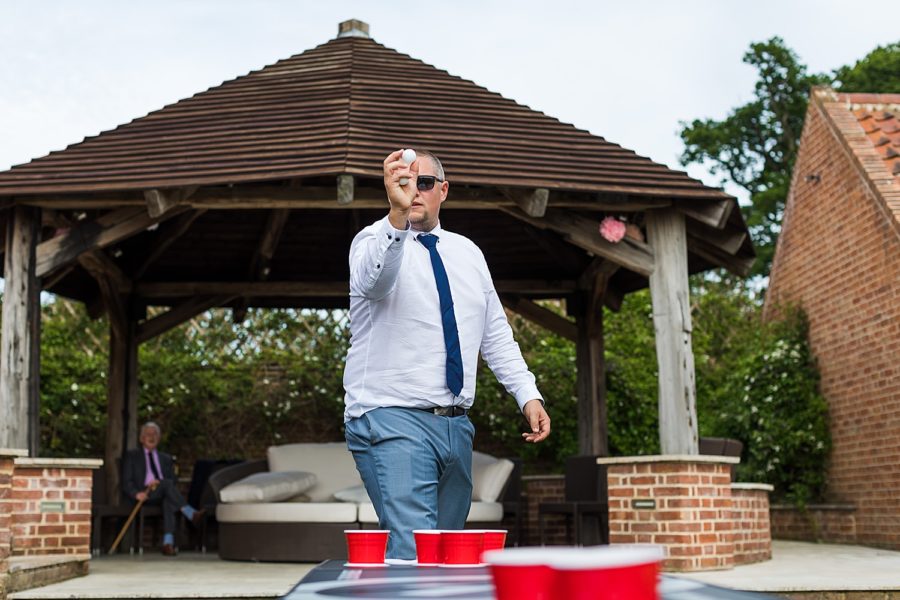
[0,32,727,201]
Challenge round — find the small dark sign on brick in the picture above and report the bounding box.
[632,499,656,510]
[40,501,66,513]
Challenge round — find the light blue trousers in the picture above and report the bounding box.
[345,407,475,559]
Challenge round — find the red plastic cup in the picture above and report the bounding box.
[484,548,556,600]
[413,529,443,565]
[479,529,507,560]
[549,545,664,600]
[441,530,484,565]
[344,530,389,565]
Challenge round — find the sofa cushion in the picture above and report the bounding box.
[219,471,317,503]
[356,501,503,523]
[471,452,514,502]
[333,484,371,503]
[217,501,358,523]
[267,442,363,502]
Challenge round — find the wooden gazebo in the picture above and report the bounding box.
[0,20,754,501]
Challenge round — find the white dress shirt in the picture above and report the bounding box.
[343,216,543,421]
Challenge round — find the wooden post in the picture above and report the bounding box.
[646,208,699,455]
[1,206,41,454]
[103,298,138,504]
[573,291,608,457]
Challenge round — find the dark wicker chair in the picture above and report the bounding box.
[538,455,608,546]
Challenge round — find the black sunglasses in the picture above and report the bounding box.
[416,175,444,191]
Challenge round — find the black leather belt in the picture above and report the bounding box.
[416,406,468,417]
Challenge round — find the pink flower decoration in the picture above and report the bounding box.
[599,216,626,243]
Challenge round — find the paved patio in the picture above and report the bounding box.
[9,541,900,599]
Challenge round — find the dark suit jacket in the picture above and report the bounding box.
[122,447,176,501]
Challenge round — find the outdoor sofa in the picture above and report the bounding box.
[208,442,516,562]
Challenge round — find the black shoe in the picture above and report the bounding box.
[191,508,207,527]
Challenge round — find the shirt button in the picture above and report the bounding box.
[376,264,380,269]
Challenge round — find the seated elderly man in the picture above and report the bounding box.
[121,421,205,556]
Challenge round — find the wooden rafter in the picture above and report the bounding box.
[685,219,747,255]
[677,198,734,230]
[500,295,577,342]
[144,186,197,218]
[136,295,235,344]
[133,209,206,280]
[499,206,655,276]
[135,279,578,298]
[36,205,189,278]
[500,187,549,217]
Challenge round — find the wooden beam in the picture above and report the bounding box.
[500,295,577,342]
[0,206,41,453]
[686,219,747,255]
[499,206,655,276]
[36,205,188,278]
[337,175,354,205]
[136,295,235,344]
[500,188,549,217]
[249,209,290,280]
[77,250,132,294]
[104,298,136,504]
[80,252,128,340]
[646,208,698,455]
[688,236,754,277]
[135,279,578,298]
[677,198,735,230]
[133,209,206,280]
[574,286,608,456]
[144,186,197,218]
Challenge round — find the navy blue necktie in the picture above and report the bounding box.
[418,234,464,396]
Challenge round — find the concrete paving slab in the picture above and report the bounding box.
[681,540,900,593]
[9,551,315,599]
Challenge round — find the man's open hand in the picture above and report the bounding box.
[522,399,551,443]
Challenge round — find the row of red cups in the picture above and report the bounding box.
[344,529,507,565]
[483,545,665,600]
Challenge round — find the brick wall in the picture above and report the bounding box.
[771,504,858,544]
[521,475,566,546]
[10,459,101,557]
[766,95,900,549]
[1,451,27,600]
[731,484,773,565]
[601,456,737,572]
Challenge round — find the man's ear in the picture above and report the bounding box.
[440,181,449,203]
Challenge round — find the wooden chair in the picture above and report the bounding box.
[538,455,609,546]
[699,437,744,480]
[90,468,133,555]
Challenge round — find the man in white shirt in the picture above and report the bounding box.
[343,149,551,559]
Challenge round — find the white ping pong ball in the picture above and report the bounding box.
[399,148,416,185]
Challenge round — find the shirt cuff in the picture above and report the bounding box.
[380,215,410,243]
[513,386,543,413]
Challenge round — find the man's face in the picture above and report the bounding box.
[140,426,160,451]
[409,157,448,231]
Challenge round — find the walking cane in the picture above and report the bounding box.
[109,482,158,554]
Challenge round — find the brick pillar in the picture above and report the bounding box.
[11,458,102,557]
[730,483,773,565]
[0,449,27,600]
[599,455,738,572]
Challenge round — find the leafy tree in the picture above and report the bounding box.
[680,37,828,277]
[834,42,900,93]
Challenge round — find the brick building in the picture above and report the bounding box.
[766,88,900,548]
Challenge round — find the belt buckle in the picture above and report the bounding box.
[433,407,451,417]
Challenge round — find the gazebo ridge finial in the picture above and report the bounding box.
[337,19,370,39]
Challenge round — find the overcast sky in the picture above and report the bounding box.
[1,1,896,201]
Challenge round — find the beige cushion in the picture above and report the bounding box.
[333,484,372,503]
[357,501,503,523]
[217,501,358,523]
[267,442,363,502]
[219,471,317,503]
[471,452,514,502]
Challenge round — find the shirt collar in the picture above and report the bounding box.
[414,221,443,241]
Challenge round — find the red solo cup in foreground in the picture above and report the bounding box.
[548,545,664,600]
[413,529,443,565]
[441,530,484,565]
[484,548,556,600]
[344,530,389,565]
[478,529,507,560]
